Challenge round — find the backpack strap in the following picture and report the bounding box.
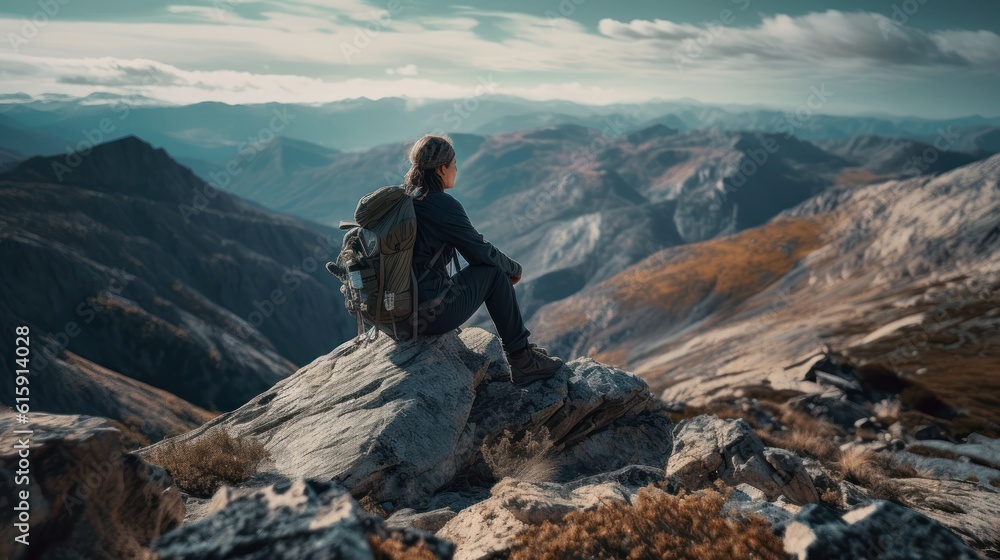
[416,242,452,284]
[363,251,385,344]
[410,268,419,342]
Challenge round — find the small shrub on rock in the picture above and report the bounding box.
[147,427,269,497]
[481,426,561,483]
[509,486,789,560]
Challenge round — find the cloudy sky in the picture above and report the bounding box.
[2,0,998,117]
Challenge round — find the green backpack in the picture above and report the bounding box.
[326,185,455,342]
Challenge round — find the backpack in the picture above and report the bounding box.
[326,185,456,343]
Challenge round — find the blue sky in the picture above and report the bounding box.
[2,0,998,117]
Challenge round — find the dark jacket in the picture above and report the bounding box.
[411,189,522,304]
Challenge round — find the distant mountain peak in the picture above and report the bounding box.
[0,134,205,202]
[626,123,679,145]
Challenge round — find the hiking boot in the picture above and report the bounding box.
[506,345,563,386]
[527,342,548,356]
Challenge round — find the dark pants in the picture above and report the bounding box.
[394,264,530,353]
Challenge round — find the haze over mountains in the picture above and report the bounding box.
[3,93,999,158]
[1,92,997,445]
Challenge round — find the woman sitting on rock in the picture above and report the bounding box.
[401,133,563,385]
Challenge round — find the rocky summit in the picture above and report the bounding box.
[3,328,988,559]
[139,327,675,510]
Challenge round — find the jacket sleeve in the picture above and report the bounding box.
[435,194,522,277]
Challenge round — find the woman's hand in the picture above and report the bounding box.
[509,274,521,285]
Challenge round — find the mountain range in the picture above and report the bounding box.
[1,108,997,446]
[2,92,998,159]
[530,152,1000,437]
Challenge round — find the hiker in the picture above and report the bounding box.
[402,133,564,385]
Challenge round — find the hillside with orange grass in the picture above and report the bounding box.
[529,215,827,368]
[610,217,827,316]
[530,153,1000,433]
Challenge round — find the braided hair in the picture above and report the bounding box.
[403,133,456,200]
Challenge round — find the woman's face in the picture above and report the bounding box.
[436,156,457,189]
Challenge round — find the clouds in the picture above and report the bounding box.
[0,3,997,115]
[598,10,1000,69]
[386,64,418,75]
[0,52,500,104]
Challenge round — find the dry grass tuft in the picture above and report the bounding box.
[367,534,437,560]
[481,426,562,483]
[509,485,789,560]
[869,451,919,478]
[834,448,914,505]
[146,427,269,497]
[836,447,874,481]
[757,407,843,463]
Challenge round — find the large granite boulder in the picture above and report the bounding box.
[783,500,982,559]
[152,477,453,559]
[140,328,673,509]
[0,410,184,560]
[666,414,820,505]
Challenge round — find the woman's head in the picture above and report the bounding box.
[404,133,457,197]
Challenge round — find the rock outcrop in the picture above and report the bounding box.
[140,327,674,510]
[666,414,820,505]
[152,477,453,560]
[436,465,671,560]
[895,477,1000,555]
[782,500,982,559]
[0,410,184,560]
